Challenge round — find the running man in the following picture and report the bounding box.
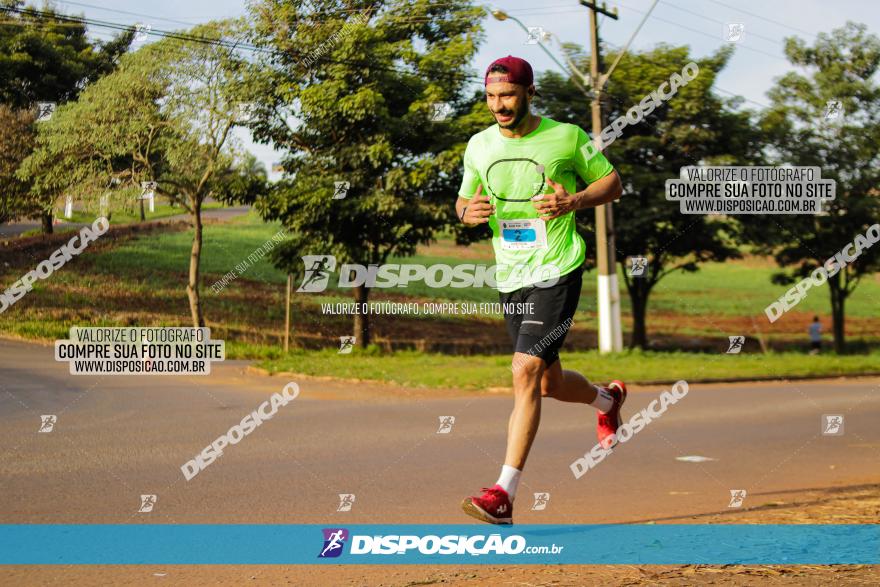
[457,56,626,525]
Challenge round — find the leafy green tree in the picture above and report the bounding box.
[17,35,169,228]
[0,0,132,107]
[537,45,761,348]
[20,20,265,327]
[154,22,269,326]
[247,0,485,345]
[0,105,37,223]
[748,22,880,352]
[0,0,133,230]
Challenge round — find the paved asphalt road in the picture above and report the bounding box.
[1,337,878,526]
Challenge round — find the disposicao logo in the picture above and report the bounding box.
[318,528,349,558]
[297,255,560,291]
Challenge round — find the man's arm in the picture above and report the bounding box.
[535,170,623,221]
[455,196,470,223]
[457,185,494,226]
[572,170,623,210]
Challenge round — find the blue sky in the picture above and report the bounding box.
[54,0,880,176]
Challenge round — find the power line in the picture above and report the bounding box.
[1,4,484,70]
[60,0,206,29]
[501,0,818,63]
[494,8,584,17]
[505,1,587,11]
[1,5,272,54]
[705,0,818,39]
[656,0,786,47]
[61,0,480,28]
[612,1,788,62]
[0,5,484,86]
[600,39,772,110]
[3,3,774,110]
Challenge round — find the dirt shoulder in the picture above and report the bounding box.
[3,483,877,586]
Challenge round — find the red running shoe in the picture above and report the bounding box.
[596,380,627,449]
[461,484,513,524]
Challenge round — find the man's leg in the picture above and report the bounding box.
[460,352,546,525]
[540,358,626,449]
[540,359,611,410]
[505,352,546,470]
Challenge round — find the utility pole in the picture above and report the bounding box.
[284,274,292,353]
[582,0,623,353]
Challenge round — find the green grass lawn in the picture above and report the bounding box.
[89,210,288,285]
[16,224,83,238]
[3,210,879,386]
[15,202,227,238]
[68,201,226,225]
[76,210,880,320]
[256,348,880,389]
[388,254,880,319]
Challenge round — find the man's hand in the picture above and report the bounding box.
[460,185,495,225]
[532,178,577,221]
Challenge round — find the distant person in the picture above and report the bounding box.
[809,316,822,354]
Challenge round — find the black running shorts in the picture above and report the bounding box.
[499,267,583,366]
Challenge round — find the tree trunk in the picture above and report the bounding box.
[630,288,649,350]
[829,280,846,353]
[41,210,53,234]
[621,262,652,350]
[352,283,370,346]
[186,203,205,328]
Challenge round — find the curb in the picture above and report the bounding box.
[245,364,880,389]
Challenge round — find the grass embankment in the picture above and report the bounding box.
[15,202,227,238]
[69,201,227,225]
[1,210,878,386]
[257,347,880,389]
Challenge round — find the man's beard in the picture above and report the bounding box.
[494,102,528,129]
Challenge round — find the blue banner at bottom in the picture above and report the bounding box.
[1,524,877,565]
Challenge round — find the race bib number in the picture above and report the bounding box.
[499,218,548,251]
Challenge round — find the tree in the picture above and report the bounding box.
[0,105,37,224]
[0,0,133,230]
[536,45,761,348]
[20,20,265,327]
[748,22,880,352]
[17,35,169,227]
[153,22,268,326]
[247,0,485,346]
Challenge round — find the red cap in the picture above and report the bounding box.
[484,55,535,88]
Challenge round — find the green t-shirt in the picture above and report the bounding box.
[458,117,615,292]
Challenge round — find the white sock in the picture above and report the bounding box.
[496,465,522,501]
[590,386,614,413]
